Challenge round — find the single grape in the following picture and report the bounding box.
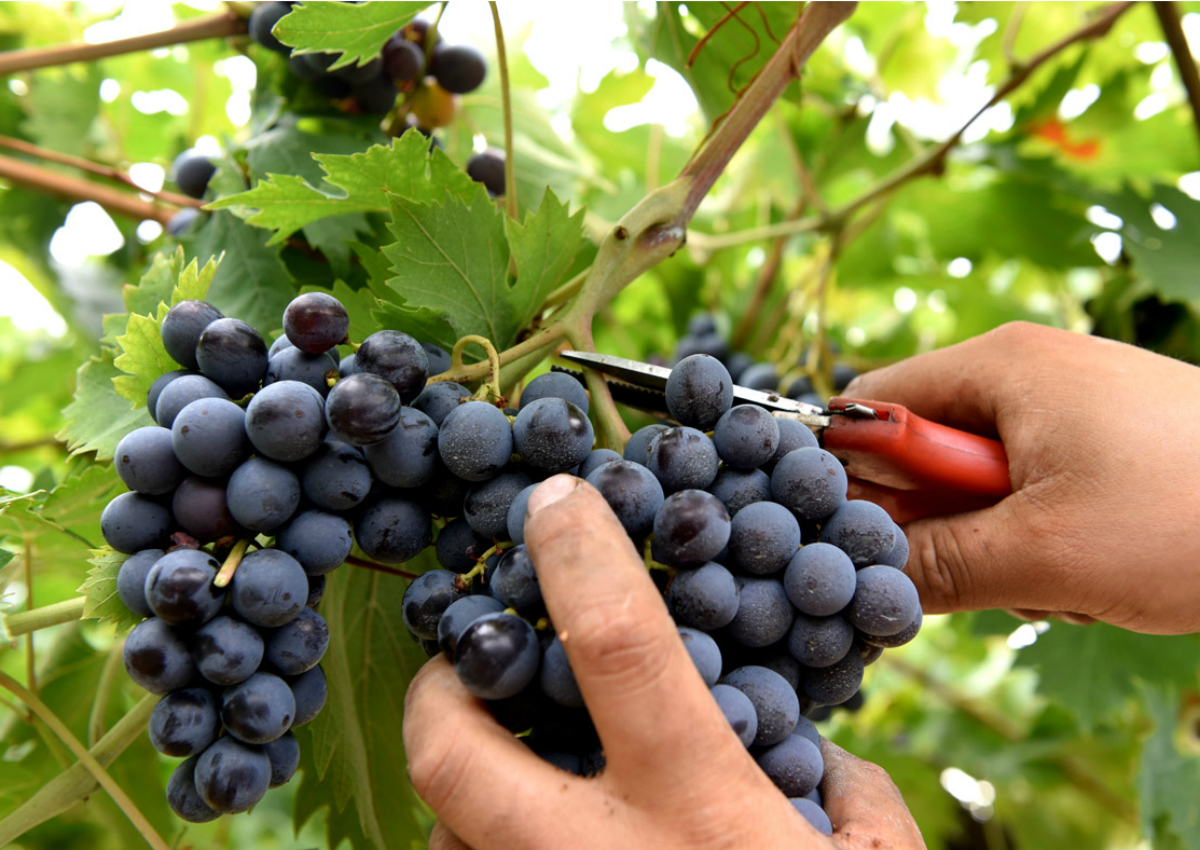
[783,543,857,616]
[438,401,513,482]
[623,423,670,465]
[464,470,532,541]
[264,607,329,676]
[146,369,193,423]
[454,612,539,700]
[801,651,864,706]
[678,627,722,687]
[144,548,225,626]
[687,313,718,336]
[325,372,402,446]
[229,548,308,628]
[165,208,200,233]
[737,362,779,392]
[263,731,301,788]
[707,467,771,517]
[489,545,542,613]
[767,418,820,468]
[586,460,665,539]
[653,489,731,567]
[269,335,294,358]
[728,576,794,648]
[540,635,583,707]
[770,448,848,521]
[756,734,824,797]
[665,354,733,430]
[710,683,758,748]
[879,524,910,569]
[171,398,250,478]
[356,330,428,403]
[421,342,451,375]
[123,618,195,694]
[288,664,327,726]
[149,687,220,757]
[789,798,833,836]
[265,347,339,397]
[172,476,243,543]
[116,548,163,619]
[512,398,594,473]
[154,374,227,429]
[338,352,357,377]
[100,492,171,554]
[724,351,753,383]
[383,33,425,81]
[194,736,272,814]
[434,517,490,573]
[411,380,470,426]
[856,637,884,666]
[161,300,224,370]
[713,405,780,470]
[787,613,854,669]
[520,371,589,413]
[300,440,372,512]
[221,671,295,744]
[668,561,739,630]
[727,501,801,576]
[354,496,432,564]
[819,500,896,568]
[245,380,327,463]
[430,43,487,93]
[721,666,800,747]
[402,569,467,640]
[166,756,220,823]
[467,149,506,197]
[859,608,922,649]
[196,318,268,398]
[577,448,621,480]
[173,150,216,200]
[364,406,440,488]
[306,573,325,608]
[646,426,719,493]
[226,457,301,533]
[505,483,538,546]
[673,333,727,363]
[846,566,921,636]
[437,594,505,657]
[422,457,474,517]
[283,292,349,353]
[193,614,265,686]
[276,509,353,575]
[115,425,184,495]
[248,0,291,53]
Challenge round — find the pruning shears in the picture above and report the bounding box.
[557,351,1012,523]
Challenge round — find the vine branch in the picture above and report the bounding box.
[489,2,518,220]
[0,10,246,76]
[344,556,420,581]
[0,153,180,223]
[1,596,85,640]
[1152,1,1200,157]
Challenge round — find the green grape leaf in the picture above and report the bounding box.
[381,187,514,346]
[304,213,373,278]
[208,133,478,242]
[78,549,140,634]
[172,252,219,304]
[1015,623,1200,731]
[348,239,392,290]
[121,247,183,318]
[59,352,154,461]
[1092,184,1200,302]
[506,188,586,332]
[371,298,458,354]
[274,1,430,68]
[1140,685,1200,850]
[112,308,174,404]
[192,210,296,336]
[294,559,429,850]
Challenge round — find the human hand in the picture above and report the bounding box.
[845,321,1200,634]
[404,475,926,850]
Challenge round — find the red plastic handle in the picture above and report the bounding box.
[823,397,1011,519]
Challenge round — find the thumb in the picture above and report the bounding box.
[819,740,926,849]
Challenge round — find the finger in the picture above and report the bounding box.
[523,476,748,782]
[819,740,926,850]
[404,656,607,849]
[429,822,472,850]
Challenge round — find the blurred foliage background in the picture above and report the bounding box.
[0,2,1199,849]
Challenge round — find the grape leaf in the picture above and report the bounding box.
[78,549,139,635]
[171,252,219,304]
[59,352,154,461]
[1014,622,1200,731]
[208,132,478,242]
[506,189,586,332]
[112,308,174,404]
[294,560,430,850]
[192,210,296,336]
[371,298,459,354]
[274,1,430,68]
[1140,685,1200,850]
[1091,184,1200,302]
[121,248,183,318]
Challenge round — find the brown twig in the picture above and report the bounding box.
[0,135,203,208]
[1152,2,1200,158]
[686,3,752,68]
[0,152,180,223]
[0,10,246,76]
[344,556,420,581]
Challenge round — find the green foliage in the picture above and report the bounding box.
[78,549,140,635]
[274,2,430,69]
[1140,686,1200,850]
[58,352,153,461]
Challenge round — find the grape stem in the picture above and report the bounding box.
[1153,2,1200,155]
[87,640,125,747]
[344,556,420,581]
[489,2,518,222]
[0,672,171,850]
[0,152,181,224]
[0,9,247,75]
[451,335,504,402]
[433,323,564,387]
[213,538,252,589]
[0,596,85,640]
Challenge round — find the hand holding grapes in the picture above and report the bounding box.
[403,476,926,850]
[845,321,1200,634]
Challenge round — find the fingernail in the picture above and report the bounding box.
[528,474,579,516]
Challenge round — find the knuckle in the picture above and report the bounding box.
[908,523,976,612]
[987,320,1047,348]
[566,599,674,686]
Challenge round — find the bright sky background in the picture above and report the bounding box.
[2,1,1200,339]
